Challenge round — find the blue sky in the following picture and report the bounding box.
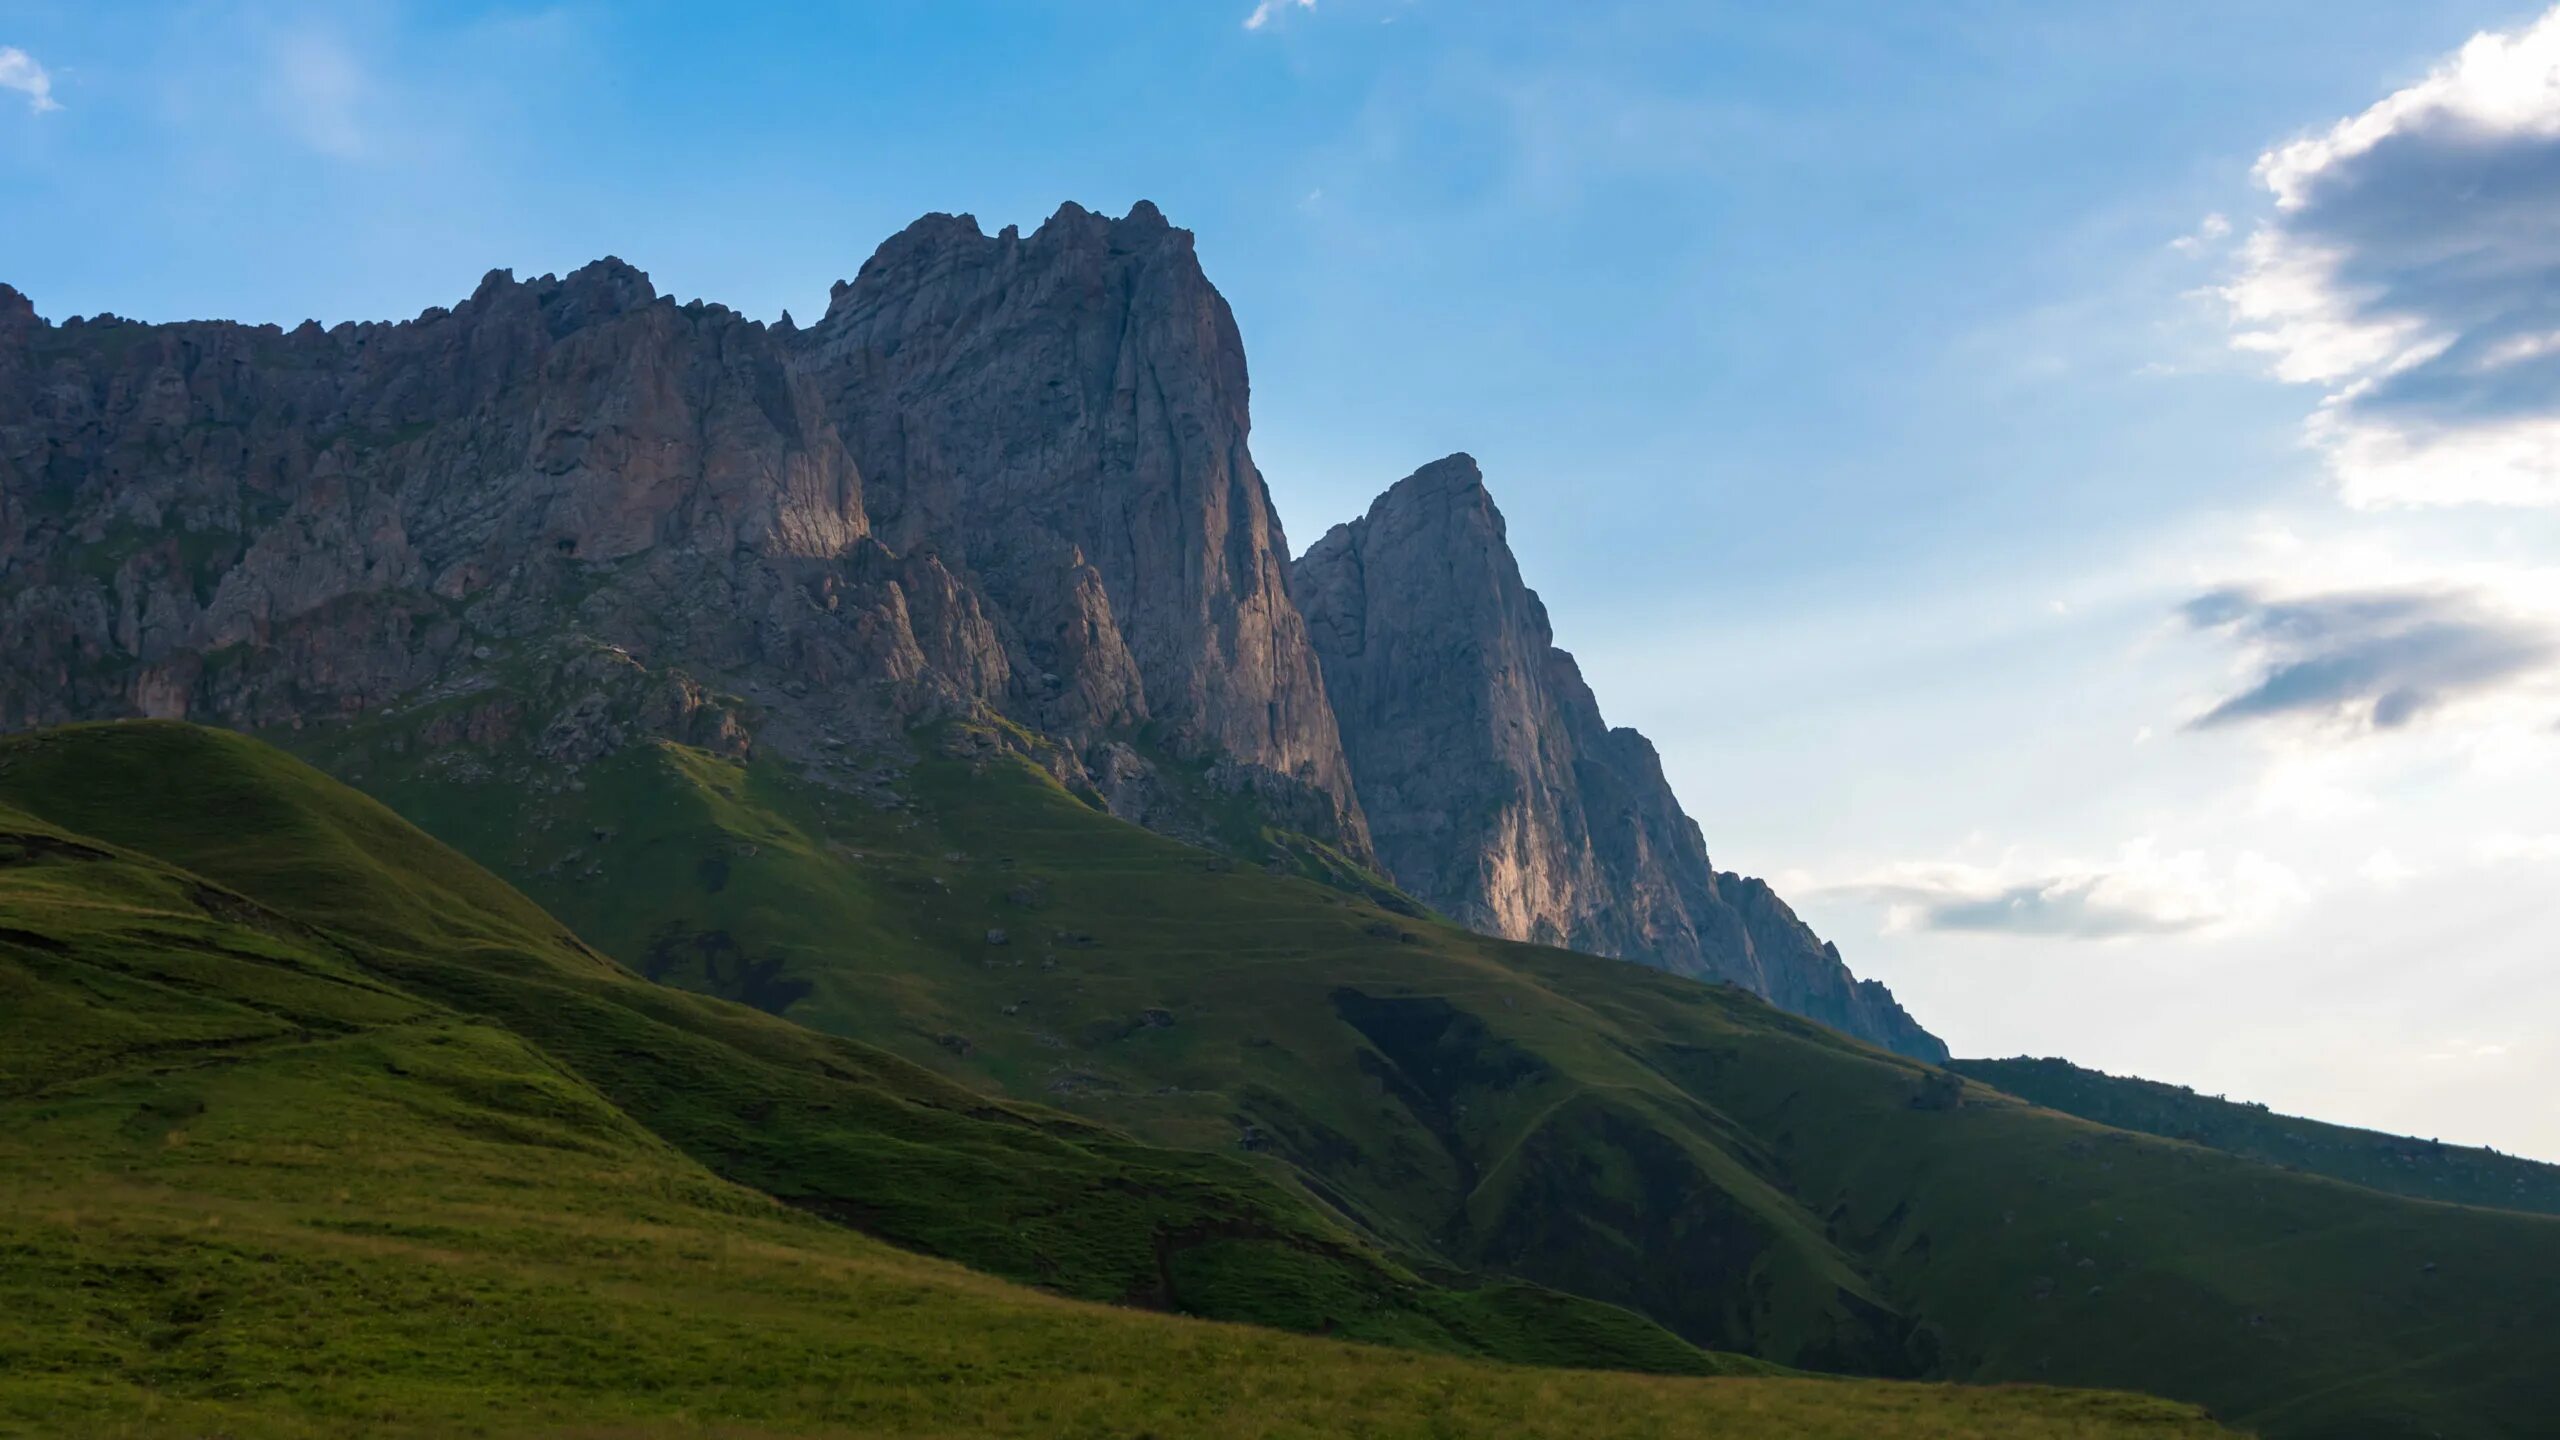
[9,1,2560,1157]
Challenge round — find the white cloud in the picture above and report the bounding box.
[1244,0,1314,32]
[2179,582,2559,734]
[2477,831,2560,864]
[1820,841,2309,942]
[2223,7,2560,507]
[2422,1038,2516,1063]
[0,45,60,113]
[2359,849,2423,886]
[2169,211,2230,256]
[2158,511,2560,765]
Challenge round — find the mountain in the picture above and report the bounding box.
[1293,455,1940,1060]
[1,721,2240,1438]
[0,203,1362,865]
[1955,1056,2560,1216]
[0,202,1914,1048]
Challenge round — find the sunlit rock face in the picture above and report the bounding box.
[1294,454,1943,1061]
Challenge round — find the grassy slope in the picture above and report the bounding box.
[0,722,1742,1376]
[1952,1056,2560,1216]
[307,718,2560,1440]
[0,730,2238,1439]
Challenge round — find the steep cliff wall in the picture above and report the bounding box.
[1294,455,1942,1060]
[796,202,1367,852]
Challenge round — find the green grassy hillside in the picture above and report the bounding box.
[0,720,1742,1374]
[292,713,2560,1439]
[1953,1056,2560,1216]
[0,720,2246,1439]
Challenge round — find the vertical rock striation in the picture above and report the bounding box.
[0,262,990,742]
[795,202,1368,854]
[0,207,1369,855]
[1294,454,1943,1061]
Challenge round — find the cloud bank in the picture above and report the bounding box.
[2181,584,2556,733]
[0,45,59,113]
[2227,8,2560,506]
[1824,846,2304,941]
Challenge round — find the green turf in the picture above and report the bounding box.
[1952,1056,2560,1216]
[281,712,2560,1439]
[0,720,1743,1373]
[0,720,2233,1439]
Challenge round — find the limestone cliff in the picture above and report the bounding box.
[795,202,1367,852]
[0,260,985,748]
[0,206,1368,857]
[1294,455,1942,1061]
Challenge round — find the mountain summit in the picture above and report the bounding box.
[797,203,1368,850]
[1294,454,1939,1058]
[0,202,1932,1056]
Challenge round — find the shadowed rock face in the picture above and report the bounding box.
[1293,454,1943,1062]
[797,203,1368,853]
[0,260,965,744]
[0,205,1369,858]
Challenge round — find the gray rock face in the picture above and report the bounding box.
[796,202,1368,855]
[0,262,962,743]
[0,208,1369,859]
[1294,454,1943,1061]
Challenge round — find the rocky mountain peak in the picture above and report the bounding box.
[1315,451,1499,552]
[1297,453,1510,654]
[1391,450,1490,499]
[1296,455,1944,1061]
[536,256,662,330]
[798,202,1369,856]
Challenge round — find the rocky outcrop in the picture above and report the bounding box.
[0,262,977,739]
[1294,455,1943,1061]
[0,209,1369,858]
[1719,872,1941,1062]
[795,202,1368,855]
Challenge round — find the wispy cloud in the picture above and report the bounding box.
[267,28,368,157]
[0,44,60,113]
[2180,584,2557,733]
[1244,0,1314,32]
[2223,6,2560,506]
[2169,211,2230,257]
[1821,844,2307,941]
